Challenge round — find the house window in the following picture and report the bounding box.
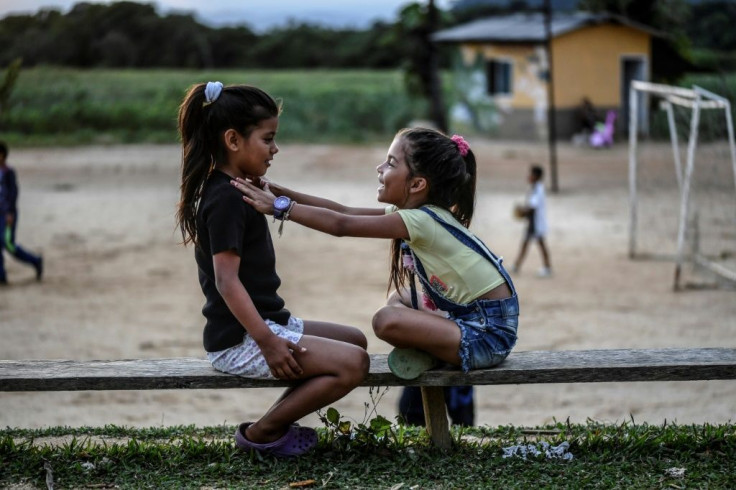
[486,59,513,95]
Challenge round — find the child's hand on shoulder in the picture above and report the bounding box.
[244,175,269,190]
[244,175,286,196]
[231,178,276,215]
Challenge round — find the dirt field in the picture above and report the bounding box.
[1,140,734,430]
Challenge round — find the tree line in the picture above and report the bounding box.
[0,0,734,71]
[0,1,425,69]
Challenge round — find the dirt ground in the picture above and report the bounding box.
[1,139,734,430]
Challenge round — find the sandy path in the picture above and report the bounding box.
[1,141,734,429]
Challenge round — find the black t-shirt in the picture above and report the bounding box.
[195,170,290,352]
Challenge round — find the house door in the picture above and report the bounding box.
[621,56,648,134]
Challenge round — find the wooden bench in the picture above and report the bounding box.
[2,348,735,449]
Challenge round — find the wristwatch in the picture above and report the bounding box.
[273,196,292,220]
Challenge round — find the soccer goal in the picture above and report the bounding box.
[628,80,736,290]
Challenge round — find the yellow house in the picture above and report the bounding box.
[434,12,660,140]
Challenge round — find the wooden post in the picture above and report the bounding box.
[420,386,452,450]
[427,0,447,133]
[543,0,559,193]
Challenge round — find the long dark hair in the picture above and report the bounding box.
[387,127,478,294]
[176,83,280,246]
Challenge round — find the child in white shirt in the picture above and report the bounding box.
[512,165,552,277]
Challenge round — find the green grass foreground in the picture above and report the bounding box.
[2,419,735,489]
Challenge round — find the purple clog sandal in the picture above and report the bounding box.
[235,422,317,457]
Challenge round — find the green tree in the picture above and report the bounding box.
[579,0,690,41]
[0,1,412,70]
[208,26,259,68]
[394,1,451,130]
[687,1,736,51]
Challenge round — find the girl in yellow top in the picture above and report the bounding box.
[233,127,518,379]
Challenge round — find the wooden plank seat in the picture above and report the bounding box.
[2,348,735,449]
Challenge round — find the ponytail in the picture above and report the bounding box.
[177,83,213,246]
[453,148,477,228]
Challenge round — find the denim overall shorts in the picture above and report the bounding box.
[406,207,519,372]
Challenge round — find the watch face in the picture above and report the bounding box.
[274,196,291,211]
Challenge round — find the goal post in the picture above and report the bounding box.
[628,81,699,260]
[628,81,736,290]
[674,86,736,289]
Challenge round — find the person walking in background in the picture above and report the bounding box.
[0,141,42,285]
[232,127,519,383]
[176,82,369,457]
[579,97,599,134]
[512,164,551,278]
[398,385,475,427]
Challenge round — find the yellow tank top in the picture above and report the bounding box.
[389,205,505,304]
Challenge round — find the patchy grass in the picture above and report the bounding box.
[2,419,735,489]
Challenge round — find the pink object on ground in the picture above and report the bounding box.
[589,110,617,148]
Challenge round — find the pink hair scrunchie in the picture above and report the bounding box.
[451,134,470,157]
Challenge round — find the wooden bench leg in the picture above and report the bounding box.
[420,386,452,449]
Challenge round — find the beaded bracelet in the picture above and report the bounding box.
[277,201,296,237]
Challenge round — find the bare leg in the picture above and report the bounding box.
[372,304,462,366]
[302,320,367,349]
[513,237,531,271]
[269,321,367,411]
[537,237,551,270]
[246,332,369,444]
[387,288,446,317]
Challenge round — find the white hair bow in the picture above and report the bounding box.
[203,81,223,106]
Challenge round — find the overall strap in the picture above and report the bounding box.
[401,242,420,310]
[418,207,500,264]
[418,207,516,296]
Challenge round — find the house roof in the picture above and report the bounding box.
[432,12,662,44]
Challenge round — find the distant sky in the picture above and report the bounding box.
[0,0,453,30]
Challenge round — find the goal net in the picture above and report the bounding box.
[628,81,736,290]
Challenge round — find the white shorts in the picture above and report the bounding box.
[206,316,304,380]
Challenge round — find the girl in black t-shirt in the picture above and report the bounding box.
[176,82,368,457]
